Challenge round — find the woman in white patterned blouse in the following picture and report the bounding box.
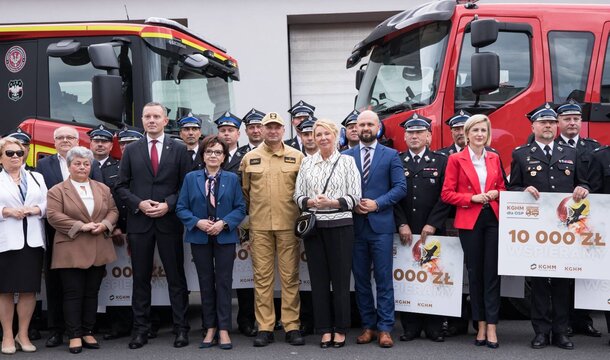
[294,119,361,348]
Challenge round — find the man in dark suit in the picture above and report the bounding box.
[508,103,590,350]
[284,100,315,152]
[36,125,103,348]
[554,100,602,337]
[394,114,451,342]
[215,112,246,173]
[178,114,203,171]
[438,110,469,156]
[343,110,407,348]
[116,102,192,350]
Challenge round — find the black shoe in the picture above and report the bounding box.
[426,332,444,342]
[573,324,602,337]
[552,334,574,350]
[531,333,549,349]
[399,331,417,342]
[28,328,41,341]
[128,334,148,349]
[103,331,129,340]
[320,340,332,348]
[238,324,257,337]
[174,331,189,348]
[474,338,486,346]
[69,346,82,354]
[46,332,64,348]
[285,330,305,346]
[82,337,100,349]
[486,340,499,349]
[253,331,274,347]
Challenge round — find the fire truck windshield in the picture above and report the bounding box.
[144,47,234,136]
[356,21,450,116]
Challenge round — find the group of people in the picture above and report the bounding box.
[1,97,610,356]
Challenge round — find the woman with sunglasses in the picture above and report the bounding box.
[0,137,47,354]
[176,135,246,350]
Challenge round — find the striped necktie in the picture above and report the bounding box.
[362,146,372,183]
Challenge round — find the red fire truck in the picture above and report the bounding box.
[348,0,610,168]
[1,18,238,165]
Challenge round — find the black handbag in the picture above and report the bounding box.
[294,157,340,239]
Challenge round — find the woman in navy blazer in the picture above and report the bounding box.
[176,135,246,350]
[441,114,505,349]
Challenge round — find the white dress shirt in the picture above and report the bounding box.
[535,140,554,156]
[468,146,487,193]
[71,179,94,216]
[57,154,69,181]
[359,140,378,167]
[147,134,165,163]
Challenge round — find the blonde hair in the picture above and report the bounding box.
[464,114,492,147]
[0,136,25,155]
[313,119,339,146]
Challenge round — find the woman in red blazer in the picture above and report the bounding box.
[441,114,506,349]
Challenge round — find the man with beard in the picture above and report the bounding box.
[508,103,589,350]
[343,110,407,348]
[178,115,203,170]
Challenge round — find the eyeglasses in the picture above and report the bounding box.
[204,150,224,157]
[5,150,24,157]
[55,135,77,141]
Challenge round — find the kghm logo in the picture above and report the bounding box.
[530,263,537,270]
[531,263,557,270]
[109,295,115,300]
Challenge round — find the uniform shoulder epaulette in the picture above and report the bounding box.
[593,145,609,153]
[431,150,447,157]
[582,137,600,145]
[513,144,529,151]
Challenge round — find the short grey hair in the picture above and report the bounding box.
[66,146,94,166]
[53,126,79,140]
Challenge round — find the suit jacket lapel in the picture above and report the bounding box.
[217,172,227,201]
[549,145,564,166]
[139,138,154,176]
[158,137,173,171]
[484,154,497,192]
[368,144,383,179]
[196,171,207,199]
[459,150,482,193]
[89,181,103,221]
[50,154,64,184]
[353,145,362,173]
[64,181,92,221]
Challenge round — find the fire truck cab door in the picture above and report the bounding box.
[589,22,610,147]
[1,40,37,135]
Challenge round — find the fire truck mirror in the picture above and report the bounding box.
[471,52,499,95]
[471,19,499,48]
[92,74,123,124]
[88,43,120,74]
[47,39,81,58]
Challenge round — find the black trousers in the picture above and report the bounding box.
[58,266,105,339]
[303,225,353,333]
[44,223,64,333]
[129,229,189,335]
[568,279,594,329]
[236,288,255,328]
[191,241,235,331]
[531,277,570,335]
[459,207,501,324]
[400,312,444,337]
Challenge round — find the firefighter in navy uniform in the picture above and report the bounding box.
[508,103,590,351]
[394,113,451,342]
[285,100,315,152]
[232,108,267,338]
[339,110,360,151]
[215,112,246,174]
[88,125,120,186]
[438,110,469,156]
[553,99,602,338]
[587,144,610,347]
[101,127,144,341]
[238,108,266,154]
[178,114,203,171]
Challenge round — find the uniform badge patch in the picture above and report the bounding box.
[249,158,261,165]
[284,157,296,163]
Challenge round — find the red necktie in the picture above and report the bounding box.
[150,139,159,176]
